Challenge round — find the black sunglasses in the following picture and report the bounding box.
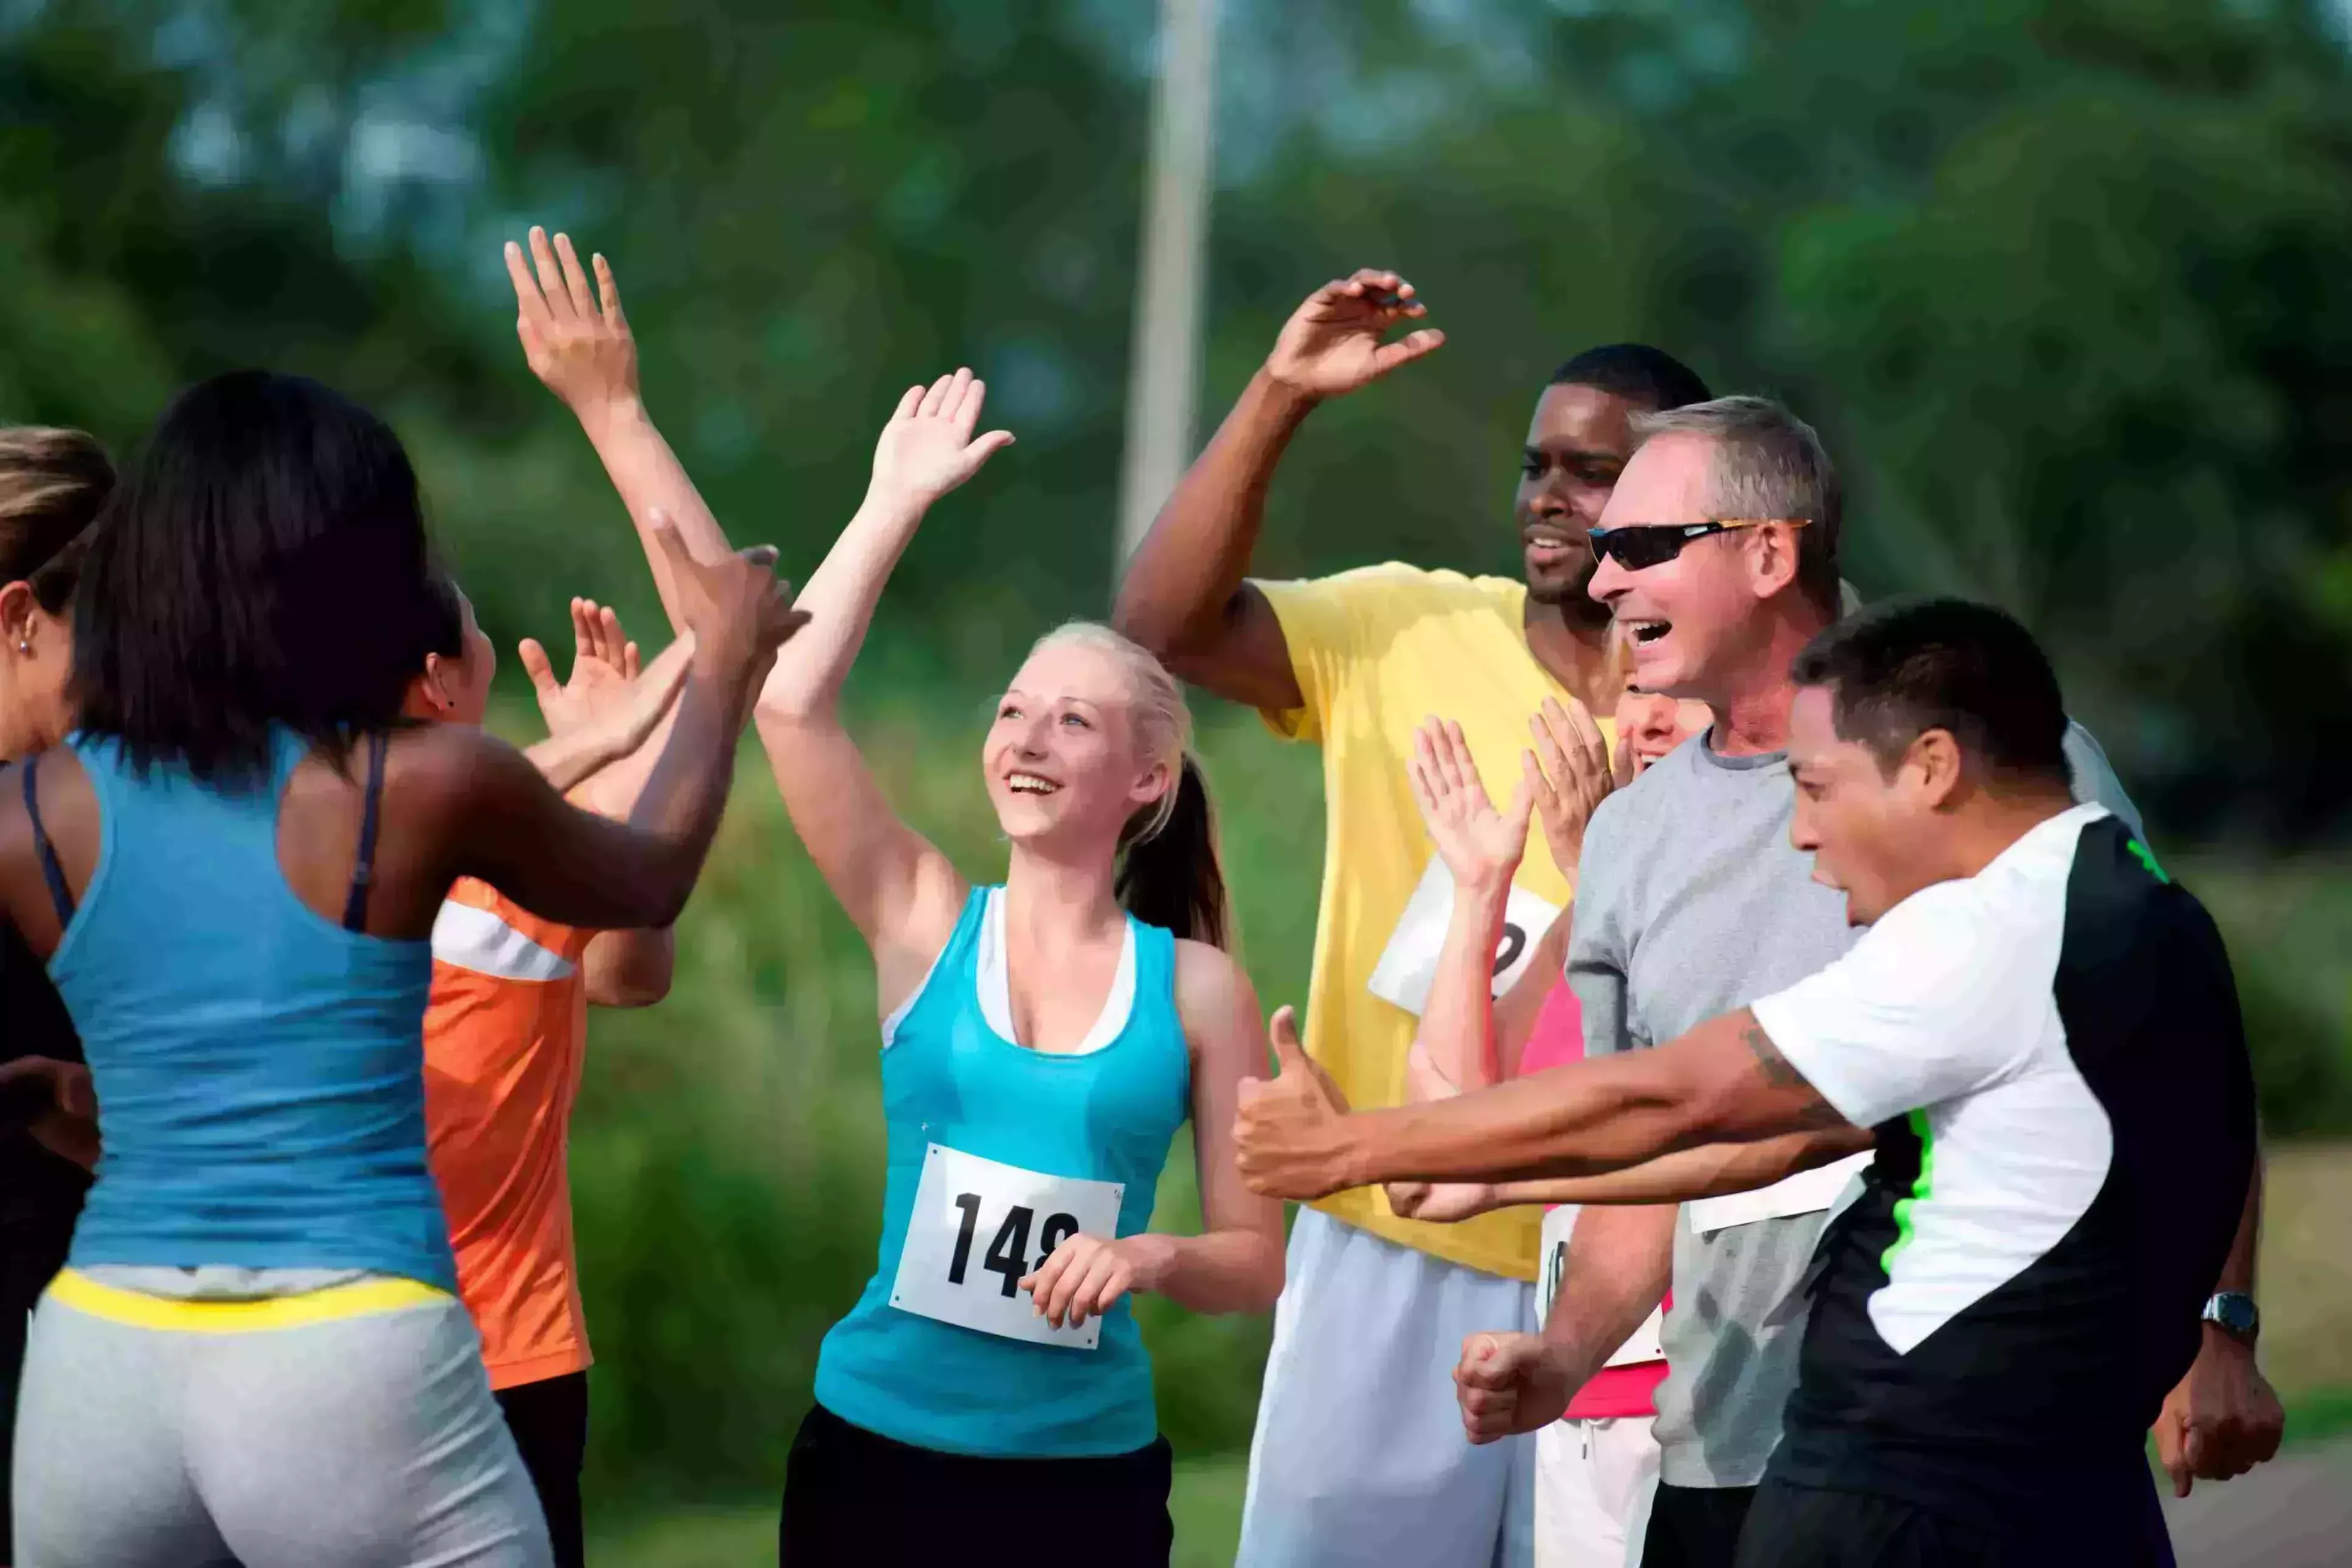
[1587,518,1812,571]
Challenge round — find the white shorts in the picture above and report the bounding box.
[1535,1415,1660,1568]
[1238,1210,1538,1568]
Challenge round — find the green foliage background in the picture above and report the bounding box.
[7,0,2351,1509]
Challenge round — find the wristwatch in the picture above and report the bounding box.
[2202,1291,2259,1346]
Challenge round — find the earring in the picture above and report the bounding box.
[15,641,27,655]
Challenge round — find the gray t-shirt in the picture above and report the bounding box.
[1567,718,2140,1489]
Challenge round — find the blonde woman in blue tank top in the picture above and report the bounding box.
[734,371,1286,1563]
[0,371,808,1567]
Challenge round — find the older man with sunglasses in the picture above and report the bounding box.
[1432,394,2276,1567]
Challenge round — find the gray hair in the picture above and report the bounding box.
[1628,395,1842,613]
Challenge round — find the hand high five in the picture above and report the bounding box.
[505,226,639,421]
[1409,717,1533,890]
[1233,1005,1358,1200]
[651,513,810,697]
[867,368,1016,514]
[1264,269,1446,401]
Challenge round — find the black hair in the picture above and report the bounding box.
[420,569,468,661]
[1116,754,1231,951]
[71,370,449,785]
[1549,344,1713,412]
[1,426,114,605]
[1791,597,2072,787]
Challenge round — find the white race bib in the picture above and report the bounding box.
[1685,1151,1872,1237]
[889,1144,1125,1350]
[1538,1205,1663,1368]
[1368,858,1563,1017]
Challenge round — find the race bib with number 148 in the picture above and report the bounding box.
[889,1144,1125,1350]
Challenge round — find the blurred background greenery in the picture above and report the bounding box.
[5,0,2350,1556]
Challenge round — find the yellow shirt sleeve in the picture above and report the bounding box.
[1253,563,1437,746]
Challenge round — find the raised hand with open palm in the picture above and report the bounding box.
[1263,268,1447,401]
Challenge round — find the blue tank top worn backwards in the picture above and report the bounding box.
[814,887,1193,1457]
[48,728,453,1291]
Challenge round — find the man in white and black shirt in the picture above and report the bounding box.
[1234,597,2257,1564]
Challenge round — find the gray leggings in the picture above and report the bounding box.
[12,1272,552,1568]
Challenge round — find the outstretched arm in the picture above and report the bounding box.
[1238,1006,1853,1199]
[506,228,733,633]
[1021,948,1287,1329]
[1393,1126,1872,1221]
[1111,269,1443,711]
[751,370,1011,1007]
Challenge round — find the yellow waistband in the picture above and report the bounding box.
[47,1269,451,1333]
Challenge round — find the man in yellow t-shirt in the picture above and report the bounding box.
[1114,266,1712,1567]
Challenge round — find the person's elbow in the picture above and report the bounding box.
[586,933,677,1008]
[1237,1234,1286,1315]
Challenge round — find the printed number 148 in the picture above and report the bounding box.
[948,1193,1080,1299]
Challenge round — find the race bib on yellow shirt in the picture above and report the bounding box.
[889,1145,1124,1350]
[1367,858,1563,1016]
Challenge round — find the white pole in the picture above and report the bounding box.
[1115,0,1219,566]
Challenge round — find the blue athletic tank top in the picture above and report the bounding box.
[47,728,454,1291]
[814,886,1192,1457]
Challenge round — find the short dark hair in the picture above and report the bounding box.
[1549,344,1713,413]
[1791,598,2070,786]
[72,371,449,785]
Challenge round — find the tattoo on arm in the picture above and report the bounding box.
[1743,1020,1847,1130]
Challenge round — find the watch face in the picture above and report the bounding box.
[2208,1294,2258,1334]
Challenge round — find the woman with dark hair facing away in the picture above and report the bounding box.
[0,426,111,1566]
[499,233,1283,1566]
[0,369,805,1567]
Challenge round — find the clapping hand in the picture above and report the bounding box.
[1263,269,1446,401]
[505,226,639,421]
[1409,718,1532,891]
[1525,697,1616,883]
[866,369,1015,515]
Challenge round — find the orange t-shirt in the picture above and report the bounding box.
[423,878,595,1390]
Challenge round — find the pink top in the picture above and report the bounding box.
[1519,981,1670,1422]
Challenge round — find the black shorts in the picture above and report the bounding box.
[777,1403,1173,1567]
[1732,1476,2178,1568]
[1644,1481,1758,1567]
[495,1371,588,1568]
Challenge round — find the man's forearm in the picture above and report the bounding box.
[1332,1053,1702,1189]
[1494,1126,1871,1209]
[2214,1153,2263,1294]
[1541,1202,1673,1385]
[1111,368,1315,656]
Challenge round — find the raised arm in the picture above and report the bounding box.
[750,370,1008,1005]
[1021,946,1287,1330]
[431,524,806,933]
[513,597,689,1007]
[506,229,732,632]
[1111,270,1443,711]
[1401,718,1534,1100]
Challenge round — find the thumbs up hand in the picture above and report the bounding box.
[1454,1331,1576,1444]
[1235,1005,1361,1200]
